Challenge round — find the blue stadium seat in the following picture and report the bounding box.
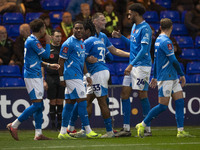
[180,49,198,60]
[107,63,116,75]
[171,23,188,36]
[0,15,2,24]
[111,75,120,85]
[0,65,22,77]
[49,11,63,24]
[174,36,194,48]
[181,11,187,23]
[186,62,200,74]
[195,36,200,48]
[25,12,42,23]
[160,11,180,22]
[0,77,25,87]
[143,11,159,23]
[5,25,20,38]
[3,13,24,24]
[108,38,126,49]
[150,23,160,33]
[156,0,171,9]
[41,0,64,11]
[186,74,200,83]
[115,63,128,75]
[64,0,71,9]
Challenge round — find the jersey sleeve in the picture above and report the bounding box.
[162,40,174,57]
[31,40,45,55]
[84,39,92,57]
[102,33,113,48]
[59,41,72,59]
[141,27,152,45]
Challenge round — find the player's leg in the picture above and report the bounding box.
[115,75,132,137]
[56,83,65,131]
[46,75,57,131]
[136,80,171,138]
[58,99,76,139]
[96,95,115,138]
[171,80,193,137]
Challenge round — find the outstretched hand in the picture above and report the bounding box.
[112,30,121,38]
[49,64,60,70]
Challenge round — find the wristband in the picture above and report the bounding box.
[59,76,64,81]
[47,63,50,68]
[85,73,91,78]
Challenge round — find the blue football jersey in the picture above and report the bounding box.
[154,34,178,81]
[24,34,50,78]
[84,36,112,75]
[130,21,152,67]
[59,35,85,80]
[95,32,113,49]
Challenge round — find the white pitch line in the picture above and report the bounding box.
[2,142,200,150]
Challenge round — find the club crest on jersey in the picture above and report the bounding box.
[37,43,42,49]
[167,44,173,50]
[63,47,68,53]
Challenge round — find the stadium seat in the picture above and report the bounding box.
[186,74,200,83]
[195,36,200,48]
[160,11,180,22]
[174,36,194,48]
[180,49,198,60]
[150,23,160,33]
[108,38,126,49]
[171,23,188,36]
[41,0,64,11]
[111,75,119,85]
[156,0,171,9]
[115,63,128,75]
[186,62,200,74]
[49,11,63,24]
[0,65,22,77]
[0,15,2,24]
[3,13,24,24]
[25,12,42,23]
[0,77,25,87]
[143,11,159,23]
[5,24,20,38]
[107,63,116,75]
[64,0,71,9]
[181,11,187,23]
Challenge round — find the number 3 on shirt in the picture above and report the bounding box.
[92,84,101,91]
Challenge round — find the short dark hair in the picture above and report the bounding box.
[84,19,96,36]
[51,29,61,36]
[160,18,173,30]
[73,20,84,28]
[30,19,45,32]
[39,13,50,20]
[128,3,146,16]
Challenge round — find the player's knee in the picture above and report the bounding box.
[158,103,168,111]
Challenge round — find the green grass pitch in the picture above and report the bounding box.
[0,126,200,150]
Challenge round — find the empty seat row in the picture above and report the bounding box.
[0,77,25,87]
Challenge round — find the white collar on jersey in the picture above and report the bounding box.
[30,34,38,40]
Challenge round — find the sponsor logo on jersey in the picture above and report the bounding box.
[133,29,136,34]
[63,47,68,53]
[37,43,42,49]
[81,45,83,49]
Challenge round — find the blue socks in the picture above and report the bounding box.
[144,103,168,125]
[18,101,43,123]
[104,118,112,132]
[122,98,131,125]
[69,102,78,126]
[175,99,184,128]
[140,98,151,126]
[78,100,89,126]
[61,103,74,127]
